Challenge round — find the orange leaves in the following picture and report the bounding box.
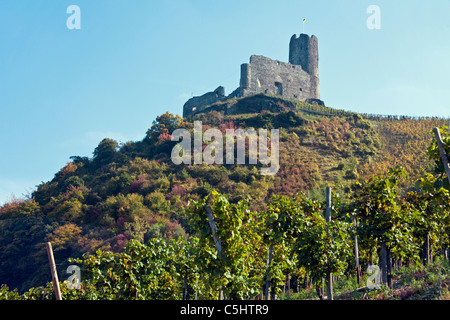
[55,162,78,181]
[157,132,173,144]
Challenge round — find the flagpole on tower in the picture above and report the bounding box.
[302,18,306,34]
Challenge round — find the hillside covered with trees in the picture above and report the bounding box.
[1,94,449,299]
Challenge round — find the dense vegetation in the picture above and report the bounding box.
[0,95,449,299]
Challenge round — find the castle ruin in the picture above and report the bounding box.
[183,33,323,117]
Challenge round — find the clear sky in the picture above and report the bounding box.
[1,0,450,204]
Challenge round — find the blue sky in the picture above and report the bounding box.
[1,0,450,204]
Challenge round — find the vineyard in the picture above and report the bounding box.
[0,97,450,300]
[2,163,450,299]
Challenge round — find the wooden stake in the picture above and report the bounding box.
[433,127,450,184]
[352,216,361,287]
[325,187,333,300]
[325,187,332,223]
[380,242,388,285]
[387,246,392,289]
[205,197,223,258]
[265,245,274,300]
[195,279,198,300]
[205,194,223,300]
[46,242,62,300]
[286,273,291,298]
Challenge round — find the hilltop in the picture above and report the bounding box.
[0,94,448,293]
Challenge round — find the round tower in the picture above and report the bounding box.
[289,33,320,99]
[239,63,252,97]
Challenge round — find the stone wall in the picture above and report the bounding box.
[185,94,298,116]
[239,55,314,102]
[183,86,226,117]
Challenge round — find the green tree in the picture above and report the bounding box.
[145,112,190,141]
[93,138,119,168]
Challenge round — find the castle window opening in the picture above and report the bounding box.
[275,82,283,96]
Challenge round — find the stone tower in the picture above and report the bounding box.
[289,34,320,99]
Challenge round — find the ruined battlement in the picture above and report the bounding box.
[183,33,322,117]
[239,54,316,102]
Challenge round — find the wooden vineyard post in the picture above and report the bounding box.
[205,203,223,258]
[264,244,274,300]
[182,254,189,300]
[380,242,388,285]
[195,279,198,300]
[286,273,290,298]
[433,127,450,185]
[205,195,223,300]
[46,242,62,300]
[325,187,333,300]
[325,187,332,223]
[182,277,187,300]
[432,127,450,295]
[352,216,361,287]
